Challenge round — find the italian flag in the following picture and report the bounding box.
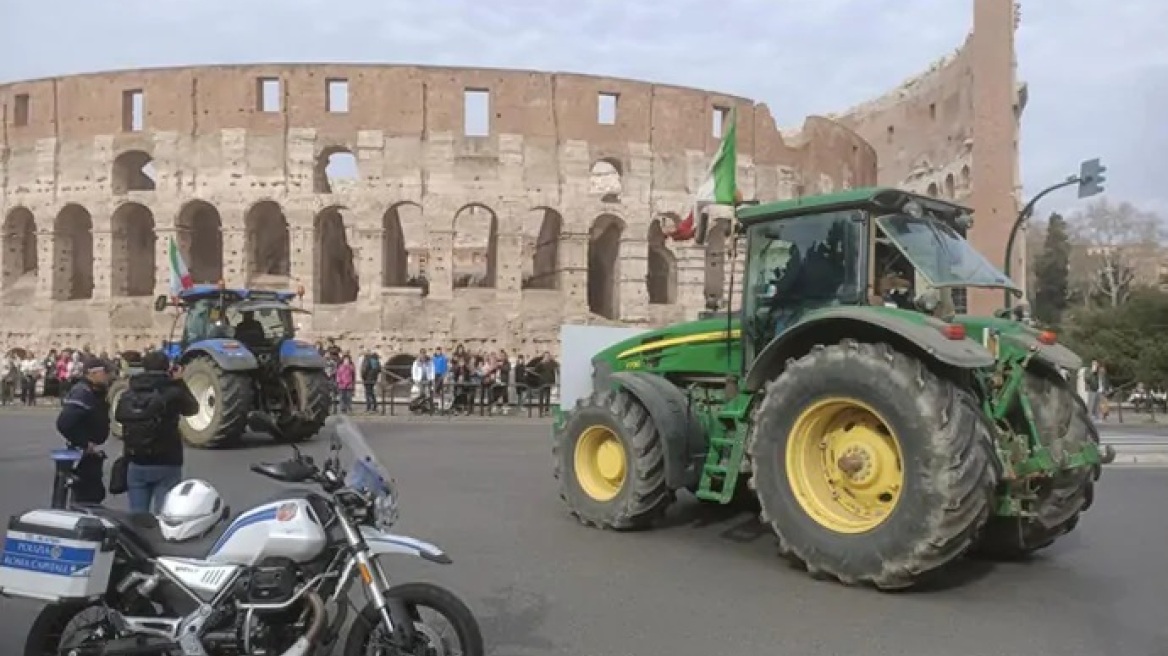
[167,236,193,297]
[669,107,738,241]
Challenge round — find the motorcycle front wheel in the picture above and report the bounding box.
[343,582,484,656]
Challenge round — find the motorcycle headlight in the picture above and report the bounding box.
[373,492,399,531]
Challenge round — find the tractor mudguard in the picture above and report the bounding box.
[608,371,707,490]
[278,339,327,370]
[181,340,259,372]
[997,332,1082,372]
[744,306,996,391]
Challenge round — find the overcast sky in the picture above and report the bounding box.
[1,0,1163,219]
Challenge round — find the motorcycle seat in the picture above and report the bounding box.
[85,507,234,560]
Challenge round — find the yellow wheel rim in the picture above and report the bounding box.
[785,397,904,534]
[574,425,627,502]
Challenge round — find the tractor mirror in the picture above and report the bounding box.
[153,295,170,312]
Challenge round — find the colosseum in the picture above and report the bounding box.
[0,0,1023,357]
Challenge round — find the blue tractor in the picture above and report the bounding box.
[109,285,332,448]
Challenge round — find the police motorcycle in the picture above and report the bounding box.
[5,412,484,656]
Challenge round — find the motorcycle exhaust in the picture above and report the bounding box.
[275,590,327,656]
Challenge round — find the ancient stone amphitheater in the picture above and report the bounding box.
[0,2,1022,357]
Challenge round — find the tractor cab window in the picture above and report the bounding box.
[876,213,1017,290]
[743,210,865,346]
[182,299,232,344]
[224,304,294,343]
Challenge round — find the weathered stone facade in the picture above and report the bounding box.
[0,64,877,356]
[835,0,1027,313]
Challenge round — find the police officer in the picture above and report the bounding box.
[55,355,112,505]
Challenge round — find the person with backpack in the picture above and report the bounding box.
[115,350,199,514]
[361,350,382,413]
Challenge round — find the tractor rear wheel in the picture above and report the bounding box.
[748,340,997,590]
[179,357,254,449]
[107,377,130,440]
[973,366,1099,559]
[279,369,331,443]
[554,388,674,530]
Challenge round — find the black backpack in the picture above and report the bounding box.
[115,387,168,458]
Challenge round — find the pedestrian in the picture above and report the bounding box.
[55,355,112,506]
[336,354,356,414]
[361,350,382,413]
[114,350,198,514]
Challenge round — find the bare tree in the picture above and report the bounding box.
[1067,199,1166,307]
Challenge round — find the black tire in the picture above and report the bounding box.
[179,356,254,449]
[280,369,332,443]
[553,387,675,530]
[107,377,130,440]
[973,366,1099,559]
[748,340,998,590]
[343,582,484,656]
[23,603,100,656]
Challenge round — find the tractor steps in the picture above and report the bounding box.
[695,421,748,503]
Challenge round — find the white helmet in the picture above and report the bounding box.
[158,479,227,541]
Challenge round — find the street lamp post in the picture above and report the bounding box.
[1001,158,1107,308]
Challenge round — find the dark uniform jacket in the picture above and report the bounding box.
[55,379,111,504]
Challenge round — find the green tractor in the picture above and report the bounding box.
[552,187,1115,590]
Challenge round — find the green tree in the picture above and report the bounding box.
[1031,213,1071,326]
[1061,287,1168,389]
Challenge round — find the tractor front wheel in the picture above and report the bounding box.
[748,340,998,590]
[179,357,254,449]
[279,369,331,443]
[973,366,1099,558]
[554,388,674,530]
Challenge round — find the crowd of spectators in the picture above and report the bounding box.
[314,339,559,416]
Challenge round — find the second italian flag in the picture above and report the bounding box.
[168,236,193,298]
[669,107,738,241]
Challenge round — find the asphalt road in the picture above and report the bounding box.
[0,409,1165,656]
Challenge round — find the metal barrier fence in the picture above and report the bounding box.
[338,377,560,418]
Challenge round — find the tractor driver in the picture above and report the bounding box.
[767,222,847,337]
[233,310,266,347]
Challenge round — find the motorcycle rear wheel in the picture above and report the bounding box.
[343,582,484,656]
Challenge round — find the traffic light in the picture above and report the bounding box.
[1078,158,1106,198]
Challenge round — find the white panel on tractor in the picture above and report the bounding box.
[558,324,650,409]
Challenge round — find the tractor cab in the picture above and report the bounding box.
[735,188,1022,363]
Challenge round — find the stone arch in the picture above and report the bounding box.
[927,181,939,197]
[313,206,359,304]
[110,202,157,297]
[452,204,498,288]
[960,165,971,189]
[588,214,624,319]
[2,207,37,290]
[244,201,291,285]
[589,159,623,203]
[704,218,731,309]
[382,202,416,287]
[526,208,562,290]
[646,219,677,305]
[52,204,94,301]
[314,146,358,194]
[175,200,223,284]
[111,150,156,194]
[384,353,415,384]
[944,173,956,199]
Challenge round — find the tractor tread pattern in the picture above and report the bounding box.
[553,387,674,531]
[183,356,254,449]
[748,340,998,590]
[284,369,332,443]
